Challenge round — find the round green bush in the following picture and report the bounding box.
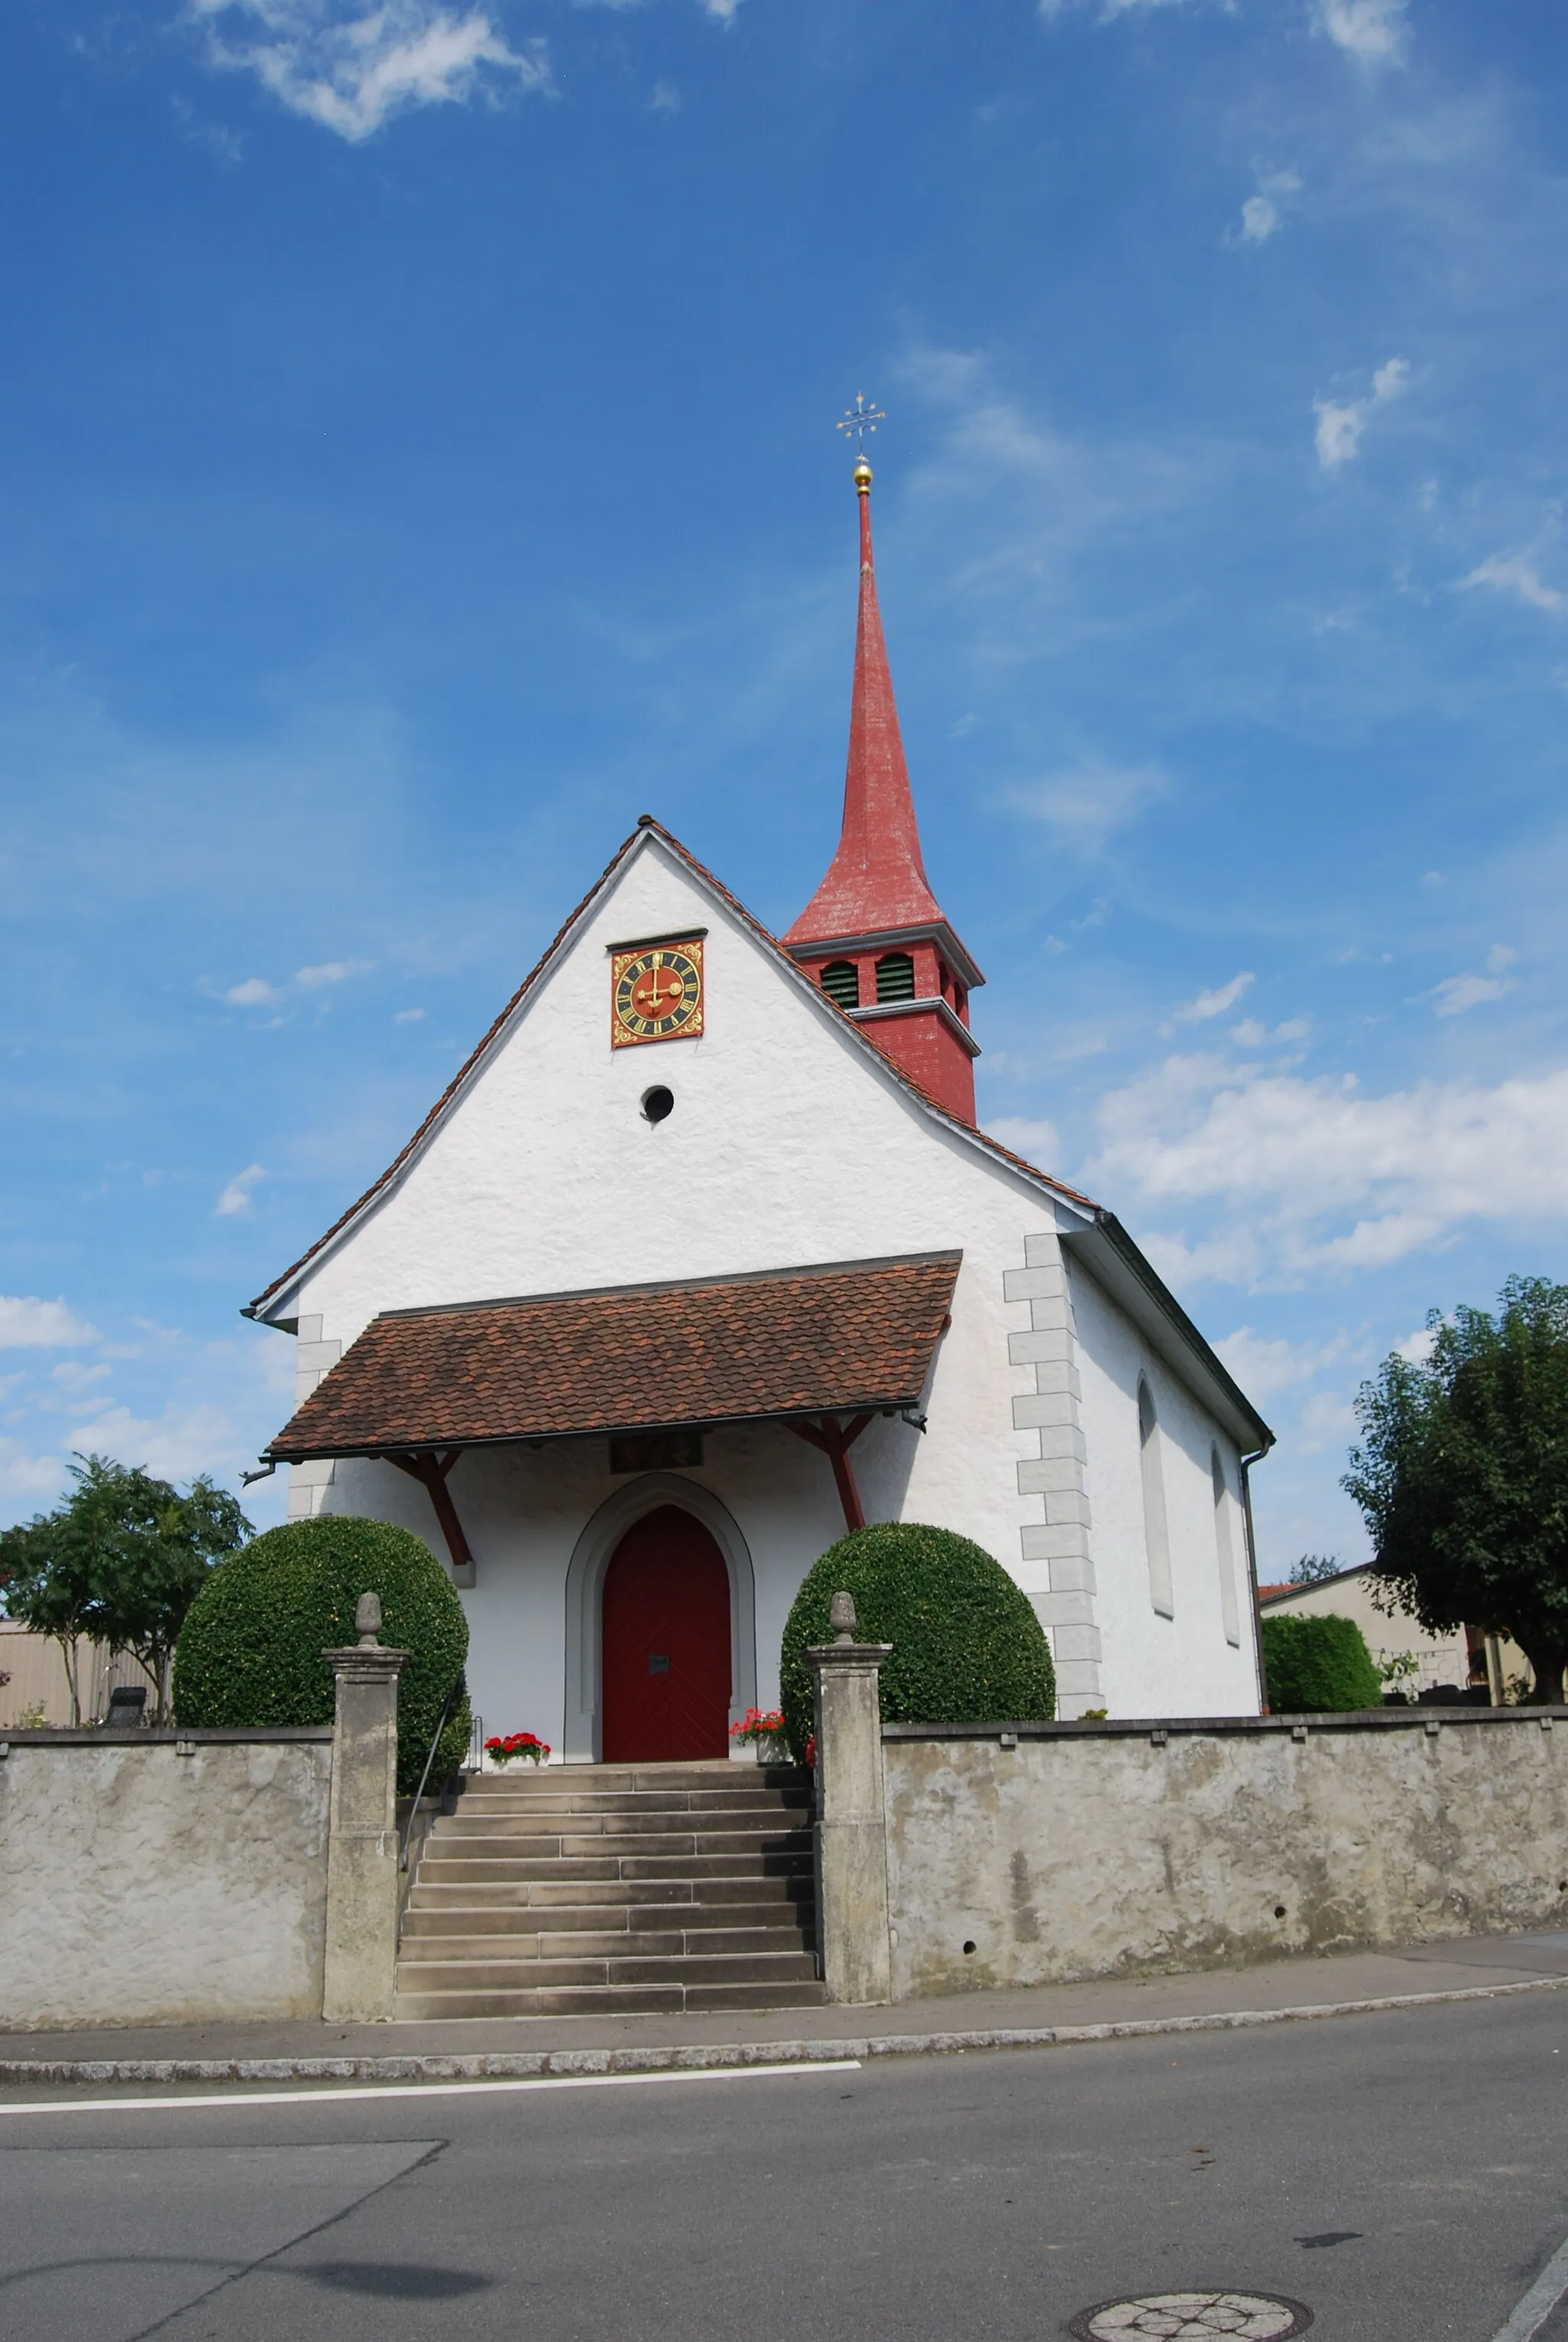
[1261,1612,1382,1713]
[779,1522,1057,1759]
[173,1516,470,1794]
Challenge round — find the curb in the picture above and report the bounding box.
[2,1971,1565,2088]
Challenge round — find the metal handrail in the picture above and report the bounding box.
[400,1673,462,1873]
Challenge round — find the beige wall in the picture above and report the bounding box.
[1258,1569,1527,1700]
[883,1713,1568,2000]
[0,1624,155,1728]
[0,1733,333,2027]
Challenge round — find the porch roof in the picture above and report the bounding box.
[265,1250,961,1462]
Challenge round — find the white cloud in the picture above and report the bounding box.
[1214,1325,1351,1403]
[224,975,281,1007]
[190,1,551,143]
[61,1402,247,1487]
[1004,759,1168,852]
[1088,1053,1568,1282]
[985,1115,1063,1170]
[650,77,681,111]
[1233,169,1302,247]
[1165,971,1254,1032]
[215,1163,266,1217]
[1431,944,1517,1016]
[1393,1323,1437,1364]
[1312,0,1409,64]
[295,957,375,988]
[702,0,742,18]
[1462,551,1566,616]
[1297,1390,1357,1455]
[1314,357,1410,470]
[394,1005,426,1022]
[0,1297,100,1350]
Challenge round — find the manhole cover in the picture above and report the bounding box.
[1068,2294,1313,2342]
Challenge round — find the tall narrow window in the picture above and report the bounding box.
[1138,1376,1174,1618]
[875,952,916,1003]
[820,960,861,1010]
[1211,1445,1241,1647]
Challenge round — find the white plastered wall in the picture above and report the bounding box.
[262,834,1262,1736]
[1072,1258,1262,1718]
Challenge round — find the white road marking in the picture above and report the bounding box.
[0,2058,859,2118]
[1491,2230,1568,2342]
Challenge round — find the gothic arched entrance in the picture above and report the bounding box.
[600,1504,733,1762]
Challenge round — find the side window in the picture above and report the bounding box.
[1211,1446,1242,1647]
[1138,1376,1174,1618]
[874,952,916,1003]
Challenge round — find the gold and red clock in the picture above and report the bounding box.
[610,937,704,1048]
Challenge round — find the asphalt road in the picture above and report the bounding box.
[2,1991,1566,2342]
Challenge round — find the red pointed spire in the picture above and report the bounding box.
[783,469,946,945]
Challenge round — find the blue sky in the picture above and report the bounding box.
[4,0,1565,1576]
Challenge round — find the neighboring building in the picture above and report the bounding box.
[0,1621,152,1729]
[1257,1566,1524,1702]
[247,456,1274,1756]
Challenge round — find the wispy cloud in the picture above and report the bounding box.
[215,1163,266,1217]
[1004,758,1168,853]
[1231,169,1302,248]
[1089,1052,1568,1282]
[1314,357,1410,470]
[0,1298,100,1350]
[1312,0,1409,64]
[1431,944,1517,1017]
[985,1115,1063,1171]
[224,975,281,1007]
[1165,971,1254,1032]
[188,1,552,142]
[1462,550,1565,616]
[296,957,375,988]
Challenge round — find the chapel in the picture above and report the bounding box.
[249,453,1272,1751]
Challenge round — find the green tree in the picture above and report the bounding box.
[1344,1278,1568,1703]
[0,1455,250,1724]
[1289,1553,1341,1586]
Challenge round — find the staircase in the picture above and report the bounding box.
[395,1761,825,2019]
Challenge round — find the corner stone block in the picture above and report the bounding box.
[1012,1391,1079,1432]
[1022,1232,1063,1269]
[1002,1265,1067,1304]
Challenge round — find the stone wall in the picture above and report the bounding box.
[0,1730,333,2028]
[882,1710,1568,2001]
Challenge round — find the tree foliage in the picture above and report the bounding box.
[0,1455,250,1723]
[1344,1277,1568,1702]
[779,1521,1057,1762]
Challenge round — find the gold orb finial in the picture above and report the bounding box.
[853,455,873,493]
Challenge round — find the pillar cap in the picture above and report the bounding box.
[804,1641,893,1667]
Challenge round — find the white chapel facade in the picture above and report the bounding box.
[248,459,1272,1749]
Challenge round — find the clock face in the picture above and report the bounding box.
[610,939,705,1047]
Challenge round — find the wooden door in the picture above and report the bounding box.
[600,1507,732,1762]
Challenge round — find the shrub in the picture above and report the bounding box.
[1261,1612,1382,1713]
[779,1522,1056,1759]
[173,1516,469,1793]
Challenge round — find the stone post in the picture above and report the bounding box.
[806,1591,893,2006]
[322,1593,410,2024]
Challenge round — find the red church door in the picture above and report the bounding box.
[600,1507,733,1762]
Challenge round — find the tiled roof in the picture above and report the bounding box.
[244,821,1098,1321]
[266,1251,962,1459]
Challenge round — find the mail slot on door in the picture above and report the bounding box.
[647,1654,671,1674]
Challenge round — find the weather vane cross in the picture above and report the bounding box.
[837,392,886,454]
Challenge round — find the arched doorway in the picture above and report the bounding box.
[601,1505,733,1761]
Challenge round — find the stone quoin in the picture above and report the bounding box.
[246,454,1272,1749]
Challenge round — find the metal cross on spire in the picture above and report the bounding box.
[837,392,886,454]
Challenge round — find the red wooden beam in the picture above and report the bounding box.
[385,1448,475,1577]
[785,1412,875,1534]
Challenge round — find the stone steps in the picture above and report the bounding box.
[395,1762,825,2020]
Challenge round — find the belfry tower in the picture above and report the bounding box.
[783,452,983,1124]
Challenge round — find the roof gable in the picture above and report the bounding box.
[246,820,1099,1322]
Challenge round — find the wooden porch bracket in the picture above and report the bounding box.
[785,1412,876,1534]
[385,1448,475,1580]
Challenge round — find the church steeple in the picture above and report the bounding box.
[784,451,984,1124]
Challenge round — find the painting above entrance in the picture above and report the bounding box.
[609,935,704,1047]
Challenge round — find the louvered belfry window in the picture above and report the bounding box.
[820,960,861,1010]
[875,952,916,1003]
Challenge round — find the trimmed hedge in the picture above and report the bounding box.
[173,1516,470,1794]
[779,1522,1056,1759]
[1261,1612,1382,1713]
